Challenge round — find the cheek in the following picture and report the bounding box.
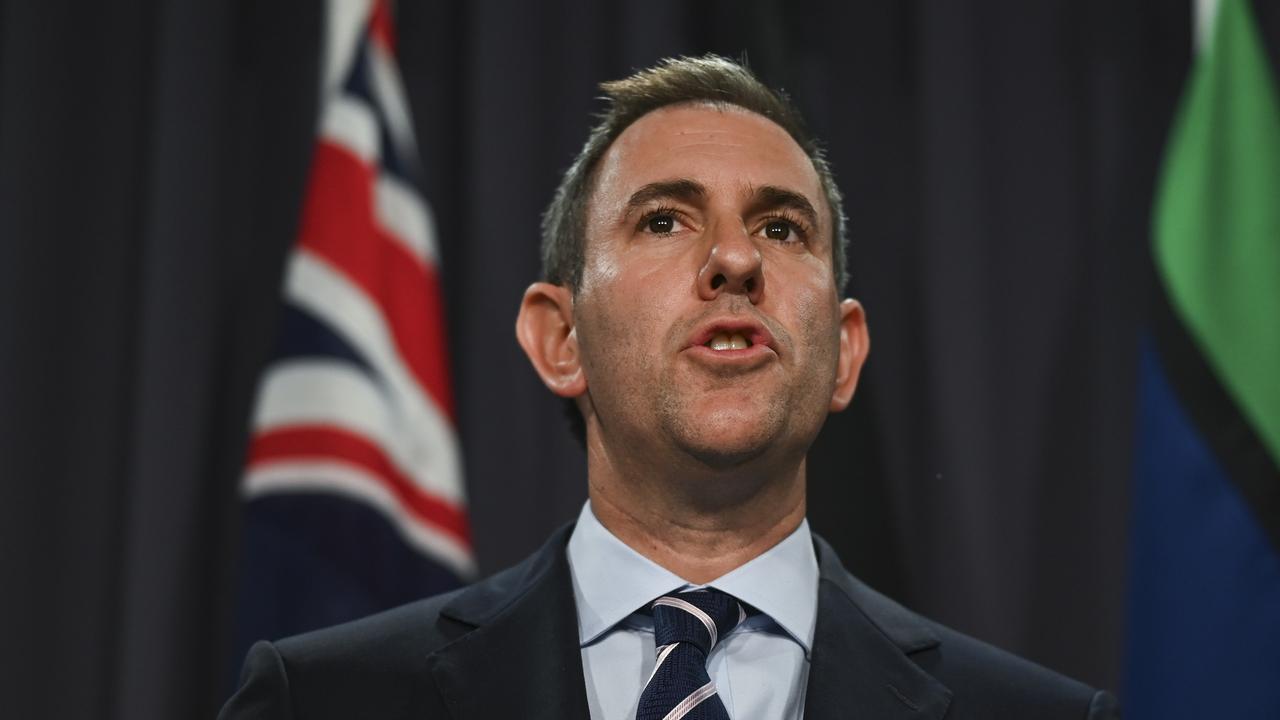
[576,279,668,383]
[579,245,621,298]
[780,274,842,363]
[591,254,690,337]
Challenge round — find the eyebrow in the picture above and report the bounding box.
[624,179,708,214]
[745,185,821,233]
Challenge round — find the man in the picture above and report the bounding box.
[222,55,1118,719]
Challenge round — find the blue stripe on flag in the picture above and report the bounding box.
[232,493,464,662]
[340,35,412,184]
[1126,337,1280,718]
[273,303,376,376]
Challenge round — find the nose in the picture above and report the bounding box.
[697,222,764,304]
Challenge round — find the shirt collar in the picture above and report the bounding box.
[565,501,819,656]
[706,513,819,655]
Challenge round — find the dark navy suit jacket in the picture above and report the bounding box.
[220,525,1119,719]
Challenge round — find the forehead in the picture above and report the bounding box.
[590,104,824,216]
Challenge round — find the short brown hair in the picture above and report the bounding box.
[540,54,849,293]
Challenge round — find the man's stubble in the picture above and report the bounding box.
[579,290,839,478]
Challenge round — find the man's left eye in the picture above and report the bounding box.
[763,220,798,242]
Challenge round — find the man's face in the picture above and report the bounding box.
[571,103,857,469]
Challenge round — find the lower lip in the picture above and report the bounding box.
[685,344,776,365]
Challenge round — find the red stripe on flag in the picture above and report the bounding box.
[296,141,455,419]
[247,424,470,544]
[368,0,396,55]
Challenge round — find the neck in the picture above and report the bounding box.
[585,436,807,584]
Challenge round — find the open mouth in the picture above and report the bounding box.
[704,332,753,351]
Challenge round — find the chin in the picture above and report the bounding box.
[653,385,796,469]
[667,412,782,471]
[680,442,771,471]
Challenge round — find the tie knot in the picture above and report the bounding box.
[650,588,745,655]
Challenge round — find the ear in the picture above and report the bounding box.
[515,282,587,398]
[829,298,869,412]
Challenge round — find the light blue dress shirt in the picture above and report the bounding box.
[566,502,817,720]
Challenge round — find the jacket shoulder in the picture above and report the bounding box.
[914,618,1116,718]
[218,591,466,720]
[815,536,1117,718]
[220,532,570,720]
[274,587,469,669]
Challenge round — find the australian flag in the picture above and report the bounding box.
[232,0,473,669]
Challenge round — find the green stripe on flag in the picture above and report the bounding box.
[1154,0,1280,468]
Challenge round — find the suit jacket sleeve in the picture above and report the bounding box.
[218,641,296,720]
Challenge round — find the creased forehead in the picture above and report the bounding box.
[589,104,827,223]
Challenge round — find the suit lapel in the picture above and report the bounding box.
[424,527,951,720]
[427,526,591,720]
[804,537,952,720]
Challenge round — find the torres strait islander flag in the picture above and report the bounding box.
[1126,0,1280,717]
[232,0,473,666]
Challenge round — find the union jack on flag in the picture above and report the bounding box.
[233,0,473,660]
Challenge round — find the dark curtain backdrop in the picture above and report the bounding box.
[1,1,1198,718]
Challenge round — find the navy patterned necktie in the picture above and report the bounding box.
[636,588,747,720]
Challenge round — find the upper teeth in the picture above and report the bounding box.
[708,333,750,350]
